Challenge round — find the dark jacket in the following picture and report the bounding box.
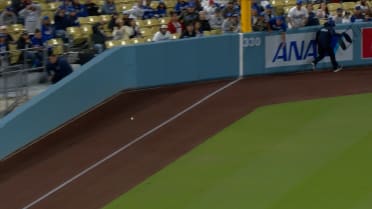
[92,24,107,45]
[199,20,211,31]
[85,3,100,16]
[54,14,70,30]
[316,25,335,48]
[180,31,196,39]
[46,57,73,84]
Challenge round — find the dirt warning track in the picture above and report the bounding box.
[1,68,372,209]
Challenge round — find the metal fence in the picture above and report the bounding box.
[0,46,48,117]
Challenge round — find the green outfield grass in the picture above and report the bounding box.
[104,93,372,209]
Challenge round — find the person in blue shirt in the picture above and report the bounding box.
[268,16,287,45]
[30,29,44,67]
[46,52,73,84]
[70,0,88,17]
[175,0,188,15]
[350,6,366,23]
[41,16,55,42]
[156,2,167,17]
[54,7,70,41]
[101,0,117,15]
[311,19,342,72]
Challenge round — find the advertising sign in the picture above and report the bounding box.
[265,31,353,68]
[362,28,372,59]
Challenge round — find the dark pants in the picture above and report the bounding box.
[313,45,339,70]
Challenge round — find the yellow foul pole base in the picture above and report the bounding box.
[241,0,252,33]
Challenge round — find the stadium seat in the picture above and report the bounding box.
[48,2,62,11]
[118,3,133,11]
[210,29,222,35]
[130,38,145,44]
[67,27,87,45]
[327,3,342,13]
[342,2,356,12]
[47,38,64,55]
[164,0,176,8]
[78,17,90,25]
[81,25,93,36]
[159,17,171,25]
[105,40,116,48]
[171,33,180,39]
[139,27,153,38]
[100,15,112,22]
[8,44,21,65]
[150,1,158,9]
[203,31,212,36]
[87,16,100,24]
[142,19,160,28]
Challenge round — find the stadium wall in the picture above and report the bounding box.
[0,23,371,160]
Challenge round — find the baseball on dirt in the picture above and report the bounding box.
[130,117,134,120]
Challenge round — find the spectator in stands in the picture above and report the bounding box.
[343,11,351,24]
[85,0,100,16]
[54,7,69,40]
[251,0,264,14]
[156,2,168,17]
[17,31,36,64]
[359,0,371,15]
[102,0,117,15]
[263,4,275,23]
[191,0,204,12]
[71,0,88,17]
[175,0,188,15]
[268,16,287,45]
[92,23,107,54]
[202,0,219,17]
[194,20,203,36]
[222,13,240,33]
[30,29,44,67]
[0,33,9,70]
[141,1,156,19]
[108,12,119,31]
[67,8,80,27]
[41,16,55,42]
[209,7,224,29]
[112,18,126,40]
[0,7,18,26]
[222,0,235,18]
[333,8,344,24]
[19,3,41,34]
[198,11,211,31]
[0,26,14,44]
[305,3,319,26]
[179,3,199,26]
[252,12,267,31]
[287,0,308,29]
[124,18,141,39]
[180,23,196,38]
[351,6,366,22]
[168,11,183,34]
[46,52,73,84]
[316,2,329,19]
[60,0,73,11]
[152,24,171,41]
[11,0,26,15]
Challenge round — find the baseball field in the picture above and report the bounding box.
[1,69,372,209]
[104,93,372,209]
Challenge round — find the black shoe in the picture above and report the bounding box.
[333,65,343,72]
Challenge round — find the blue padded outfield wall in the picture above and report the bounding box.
[0,23,371,160]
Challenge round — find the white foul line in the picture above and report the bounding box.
[22,79,240,209]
